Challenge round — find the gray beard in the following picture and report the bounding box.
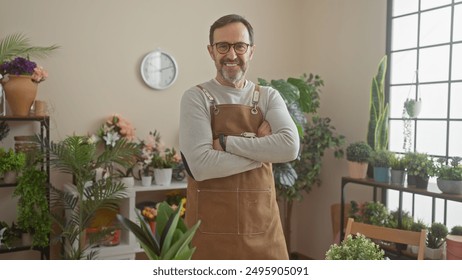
[220,67,245,84]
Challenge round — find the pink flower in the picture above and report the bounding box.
[31,66,48,83]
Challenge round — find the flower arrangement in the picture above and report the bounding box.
[137,130,161,176]
[152,147,180,169]
[97,114,136,147]
[0,57,48,83]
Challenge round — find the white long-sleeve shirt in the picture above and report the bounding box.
[179,79,300,181]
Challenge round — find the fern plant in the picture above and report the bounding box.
[0,33,59,64]
[47,135,138,259]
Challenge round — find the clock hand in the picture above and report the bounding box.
[151,65,174,73]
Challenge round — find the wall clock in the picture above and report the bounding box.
[140,49,178,90]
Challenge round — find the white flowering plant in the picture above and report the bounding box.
[96,114,136,148]
[325,233,385,260]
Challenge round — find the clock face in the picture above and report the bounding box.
[140,50,178,90]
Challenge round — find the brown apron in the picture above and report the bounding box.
[185,84,288,260]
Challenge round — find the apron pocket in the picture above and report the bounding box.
[239,189,273,235]
[197,190,238,234]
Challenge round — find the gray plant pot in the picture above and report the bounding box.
[437,178,462,195]
[390,169,406,186]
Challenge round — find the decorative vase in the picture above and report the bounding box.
[437,178,462,195]
[390,169,406,186]
[425,246,444,260]
[373,167,390,183]
[120,176,135,188]
[141,175,152,187]
[154,168,172,186]
[347,161,368,179]
[407,174,416,185]
[2,75,38,116]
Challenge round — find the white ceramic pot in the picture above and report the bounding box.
[120,176,135,188]
[154,168,172,186]
[141,176,152,187]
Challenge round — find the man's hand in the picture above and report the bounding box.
[257,120,272,137]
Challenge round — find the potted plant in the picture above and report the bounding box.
[349,200,391,227]
[390,153,407,186]
[435,157,462,195]
[446,225,462,260]
[0,34,59,117]
[370,149,393,183]
[325,233,385,260]
[0,147,26,183]
[425,222,448,259]
[151,147,180,186]
[258,73,345,252]
[47,133,138,259]
[406,152,435,189]
[117,201,200,260]
[404,98,422,118]
[346,141,372,179]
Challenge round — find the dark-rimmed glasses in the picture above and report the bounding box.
[212,42,251,55]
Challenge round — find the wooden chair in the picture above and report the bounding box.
[344,217,427,260]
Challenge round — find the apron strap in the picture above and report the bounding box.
[251,85,261,115]
[196,84,219,115]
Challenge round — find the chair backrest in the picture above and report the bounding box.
[344,217,427,260]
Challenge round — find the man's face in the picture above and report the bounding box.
[207,22,255,88]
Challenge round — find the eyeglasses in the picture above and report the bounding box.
[212,42,251,55]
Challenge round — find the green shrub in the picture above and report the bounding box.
[450,225,462,236]
[325,233,385,260]
[426,222,448,249]
[370,149,394,168]
[346,142,372,163]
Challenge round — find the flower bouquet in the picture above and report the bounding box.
[0,57,48,83]
[97,114,136,147]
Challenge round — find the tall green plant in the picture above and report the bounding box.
[367,55,389,151]
[259,74,345,252]
[47,135,138,259]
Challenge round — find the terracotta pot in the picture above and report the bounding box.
[446,235,462,260]
[2,75,37,116]
[347,161,368,179]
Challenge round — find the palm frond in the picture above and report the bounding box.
[0,33,59,63]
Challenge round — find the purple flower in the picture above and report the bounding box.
[0,57,37,76]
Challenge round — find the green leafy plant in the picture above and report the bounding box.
[346,141,372,163]
[258,73,345,251]
[325,233,385,260]
[410,219,428,233]
[450,225,462,236]
[367,55,389,151]
[388,209,413,230]
[390,153,406,170]
[426,222,448,249]
[0,148,26,174]
[349,200,391,227]
[406,152,435,178]
[117,201,200,260]
[151,147,179,169]
[369,149,394,168]
[47,135,139,259]
[13,165,51,248]
[436,157,462,181]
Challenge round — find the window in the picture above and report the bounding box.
[387,0,462,228]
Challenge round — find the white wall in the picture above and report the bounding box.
[0,0,387,259]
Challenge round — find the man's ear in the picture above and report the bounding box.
[248,44,256,60]
[207,45,214,60]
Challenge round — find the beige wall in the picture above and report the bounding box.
[0,0,386,259]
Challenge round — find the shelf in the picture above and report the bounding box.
[131,181,187,192]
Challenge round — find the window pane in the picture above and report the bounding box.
[455,5,462,41]
[421,0,451,10]
[449,121,462,157]
[418,83,448,118]
[392,0,418,16]
[452,43,462,80]
[419,45,450,82]
[450,82,462,118]
[420,7,451,46]
[416,120,447,156]
[390,85,414,118]
[389,120,404,153]
[392,15,418,50]
[390,50,417,84]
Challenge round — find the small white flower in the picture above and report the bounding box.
[103,131,120,147]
